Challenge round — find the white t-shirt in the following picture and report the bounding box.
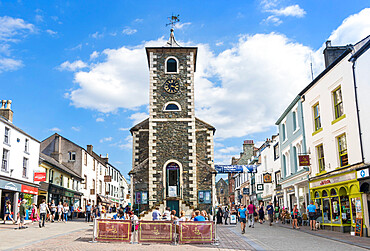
[63,206,69,213]
[39,203,47,214]
[163,210,171,220]
[57,204,63,213]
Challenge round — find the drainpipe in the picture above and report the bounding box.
[351,55,365,163]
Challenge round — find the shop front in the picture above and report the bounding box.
[357,165,370,237]
[275,190,284,209]
[310,170,363,234]
[281,171,309,213]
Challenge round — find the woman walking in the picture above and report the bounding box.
[30,203,39,224]
[57,201,63,222]
[63,203,69,222]
[2,200,16,224]
[258,202,265,224]
[292,204,300,229]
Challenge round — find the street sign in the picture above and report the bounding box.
[257,184,264,191]
[243,187,249,195]
[214,165,258,173]
[357,168,369,178]
[34,172,46,182]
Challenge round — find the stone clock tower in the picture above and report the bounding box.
[129,29,216,218]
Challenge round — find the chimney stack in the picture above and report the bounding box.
[0,100,14,122]
[87,145,93,154]
[51,134,62,163]
[323,40,348,68]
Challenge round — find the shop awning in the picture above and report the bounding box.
[98,195,113,205]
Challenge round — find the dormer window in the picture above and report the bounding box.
[163,101,181,111]
[165,57,179,73]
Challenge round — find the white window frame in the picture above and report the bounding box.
[23,157,28,178]
[163,101,181,111]
[69,151,76,161]
[4,127,10,144]
[292,104,300,134]
[165,56,179,74]
[1,148,9,172]
[25,138,29,153]
[281,118,287,143]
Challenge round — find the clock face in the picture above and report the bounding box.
[163,79,179,94]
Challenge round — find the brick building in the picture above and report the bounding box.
[216,178,229,206]
[129,29,216,218]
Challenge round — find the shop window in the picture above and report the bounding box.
[314,191,320,198]
[331,197,340,224]
[330,188,337,196]
[313,103,321,132]
[322,190,328,197]
[337,134,348,167]
[351,197,362,225]
[340,194,351,224]
[333,86,344,119]
[322,198,331,223]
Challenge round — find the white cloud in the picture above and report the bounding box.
[326,8,370,46]
[0,58,23,73]
[49,127,61,132]
[71,126,80,131]
[118,127,130,131]
[134,18,143,23]
[174,22,191,30]
[122,27,137,35]
[130,112,148,125]
[91,31,103,39]
[218,146,241,154]
[46,29,57,36]
[100,136,113,143]
[35,14,44,23]
[96,117,104,122]
[216,41,224,46]
[260,0,278,10]
[263,15,283,26]
[268,4,306,17]
[90,51,99,60]
[58,60,88,71]
[63,8,370,140]
[118,135,132,150]
[0,16,34,41]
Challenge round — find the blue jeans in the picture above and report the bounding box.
[64,213,68,221]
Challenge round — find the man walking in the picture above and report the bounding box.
[50,200,56,222]
[307,200,317,231]
[266,201,274,226]
[85,203,92,222]
[247,202,256,228]
[152,207,161,220]
[39,199,50,228]
[18,199,27,229]
[238,204,247,234]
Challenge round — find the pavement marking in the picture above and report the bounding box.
[4,226,90,251]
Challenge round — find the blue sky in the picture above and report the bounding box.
[1,1,370,180]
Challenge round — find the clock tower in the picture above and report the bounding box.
[130,29,216,217]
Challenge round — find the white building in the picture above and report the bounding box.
[0,100,40,220]
[300,36,370,234]
[119,174,130,207]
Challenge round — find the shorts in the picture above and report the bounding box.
[20,216,25,224]
[268,214,273,222]
[240,218,246,223]
[308,212,316,221]
[292,215,298,220]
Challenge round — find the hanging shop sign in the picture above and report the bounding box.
[298,155,310,166]
[214,165,258,173]
[21,184,38,195]
[263,173,272,183]
[34,172,46,182]
[257,184,264,191]
[357,168,369,179]
[243,187,250,195]
[0,179,22,192]
[310,172,356,188]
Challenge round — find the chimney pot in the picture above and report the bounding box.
[326,40,332,48]
[1,100,5,109]
[6,100,11,109]
[0,100,13,122]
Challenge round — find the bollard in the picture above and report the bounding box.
[173,221,177,245]
[212,221,219,246]
[89,218,97,243]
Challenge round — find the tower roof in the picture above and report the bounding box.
[165,28,180,47]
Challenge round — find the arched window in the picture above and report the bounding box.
[163,101,181,111]
[322,190,328,197]
[166,58,178,73]
[330,188,337,196]
[315,191,320,198]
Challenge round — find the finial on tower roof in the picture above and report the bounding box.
[165,14,181,47]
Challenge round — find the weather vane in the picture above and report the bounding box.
[166,14,180,28]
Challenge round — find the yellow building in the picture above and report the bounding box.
[38,153,83,208]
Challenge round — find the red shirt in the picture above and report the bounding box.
[247,204,256,214]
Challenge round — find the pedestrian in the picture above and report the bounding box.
[112,209,125,220]
[274,203,280,223]
[216,207,223,224]
[247,202,256,228]
[224,207,229,225]
[63,203,69,222]
[50,200,56,222]
[85,203,92,222]
[18,199,27,229]
[130,211,139,232]
[201,210,209,220]
[57,201,63,222]
[163,207,171,220]
[238,204,247,234]
[152,206,161,220]
[266,201,274,226]
[307,200,317,231]
[39,199,50,228]
[178,210,187,221]
[292,204,300,229]
[69,204,74,220]
[170,210,178,222]
[31,203,40,224]
[258,202,265,224]
[194,210,205,221]
[2,200,15,224]
[190,211,196,221]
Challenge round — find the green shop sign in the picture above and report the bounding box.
[65,191,74,197]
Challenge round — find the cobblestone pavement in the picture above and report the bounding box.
[2,220,370,250]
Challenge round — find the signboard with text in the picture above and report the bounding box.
[138,221,173,243]
[96,219,131,242]
[298,155,310,166]
[215,165,258,173]
[34,172,46,182]
[0,179,22,192]
[21,185,38,195]
[178,221,214,244]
